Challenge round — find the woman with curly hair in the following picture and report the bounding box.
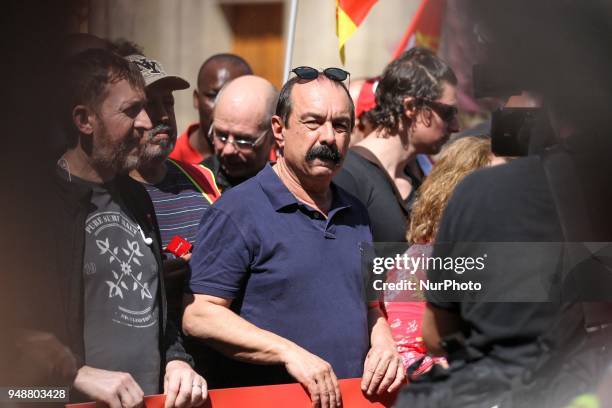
[384,136,504,376]
[408,136,497,244]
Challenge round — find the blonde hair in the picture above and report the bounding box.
[407,137,493,244]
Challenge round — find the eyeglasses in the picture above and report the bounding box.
[208,126,268,151]
[291,66,350,85]
[420,99,458,123]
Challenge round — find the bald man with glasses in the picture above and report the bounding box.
[202,75,277,192]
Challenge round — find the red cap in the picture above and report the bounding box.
[355,77,380,118]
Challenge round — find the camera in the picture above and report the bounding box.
[490,107,537,157]
[473,63,555,156]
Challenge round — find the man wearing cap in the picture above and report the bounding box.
[170,54,252,164]
[183,69,404,407]
[124,51,221,334]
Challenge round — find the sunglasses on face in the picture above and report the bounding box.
[291,66,350,84]
[420,99,459,123]
[208,126,267,151]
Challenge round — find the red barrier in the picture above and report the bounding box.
[66,378,398,407]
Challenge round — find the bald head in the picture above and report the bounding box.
[210,75,277,180]
[215,75,277,131]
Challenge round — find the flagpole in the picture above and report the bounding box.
[283,0,299,83]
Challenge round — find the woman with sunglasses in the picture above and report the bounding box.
[334,47,459,244]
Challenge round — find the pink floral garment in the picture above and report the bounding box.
[383,243,447,376]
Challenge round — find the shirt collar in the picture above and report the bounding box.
[258,164,353,213]
[258,164,299,211]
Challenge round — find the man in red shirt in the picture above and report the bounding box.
[170,54,252,164]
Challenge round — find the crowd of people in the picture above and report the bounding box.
[4,1,612,407]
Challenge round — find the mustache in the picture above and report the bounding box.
[305,144,342,164]
[146,124,173,141]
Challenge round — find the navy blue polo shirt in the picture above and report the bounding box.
[188,164,372,387]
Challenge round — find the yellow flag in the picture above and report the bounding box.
[336,0,378,64]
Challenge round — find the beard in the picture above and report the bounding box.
[91,122,143,176]
[140,123,176,162]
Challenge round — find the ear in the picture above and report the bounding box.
[72,105,94,135]
[402,96,417,119]
[271,115,285,150]
[193,89,200,110]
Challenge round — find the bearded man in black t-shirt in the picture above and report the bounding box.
[40,48,207,407]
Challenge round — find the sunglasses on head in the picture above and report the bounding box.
[291,66,350,84]
[420,99,458,123]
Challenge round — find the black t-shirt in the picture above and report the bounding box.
[334,150,414,242]
[202,155,249,193]
[426,155,564,366]
[79,177,161,394]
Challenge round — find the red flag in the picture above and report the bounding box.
[392,0,446,59]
